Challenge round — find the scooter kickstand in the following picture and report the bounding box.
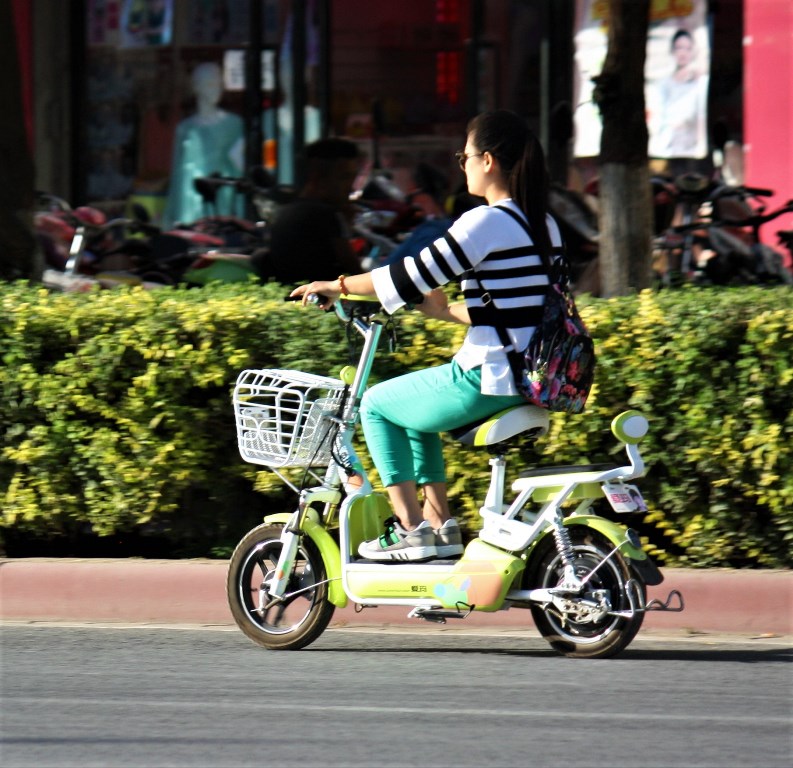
[408,604,474,624]
[646,589,685,612]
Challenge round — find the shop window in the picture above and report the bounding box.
[436,51,462,106]
[82,1,289,222]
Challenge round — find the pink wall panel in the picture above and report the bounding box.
[743,0,793,235]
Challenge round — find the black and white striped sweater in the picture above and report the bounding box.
[371,198,563,396]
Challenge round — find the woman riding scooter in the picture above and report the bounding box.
[290,109,564,562]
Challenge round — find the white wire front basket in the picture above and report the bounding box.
[234,369,347,468]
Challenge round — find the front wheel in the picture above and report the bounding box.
[526,527,645,659]
[227,523,335,650]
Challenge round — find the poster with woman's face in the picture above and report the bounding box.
[573,0,710,160]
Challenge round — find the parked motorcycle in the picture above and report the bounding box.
[36,176,274,290]
[548,175,678,295]
[35,191,179,291]
[652,173,793,286]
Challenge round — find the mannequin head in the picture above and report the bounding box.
[191,62,223,114]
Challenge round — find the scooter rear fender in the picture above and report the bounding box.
[561,516,664,586]
[263,512,347,608]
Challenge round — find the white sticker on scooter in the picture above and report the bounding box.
[603,483,647,513]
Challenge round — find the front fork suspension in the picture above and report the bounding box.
[265,486,342,601]
[263,525,300,601]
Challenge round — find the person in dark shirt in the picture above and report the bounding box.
[264,138,362,284]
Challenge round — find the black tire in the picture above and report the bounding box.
[227,522,335,650]
[526,527,645,659]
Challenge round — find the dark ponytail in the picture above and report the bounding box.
[467,110,552,266]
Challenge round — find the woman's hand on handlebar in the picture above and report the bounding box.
[290,272,377,309]
[289,280,341,309]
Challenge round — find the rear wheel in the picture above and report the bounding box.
[227,523,335,650]
[526,527,645,659]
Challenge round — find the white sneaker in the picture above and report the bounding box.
[357,517,437,562]
[434,519,464,558]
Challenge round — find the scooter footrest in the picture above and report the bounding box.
[355,557,461,565]
[408,604,474,624]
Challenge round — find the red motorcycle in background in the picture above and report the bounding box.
[549,173,792,294]
[34,171,285,291]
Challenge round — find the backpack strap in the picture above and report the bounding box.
[494,204,569,287]
[465,210,529,385]
[469,205,562,388]
[468,267,525,387]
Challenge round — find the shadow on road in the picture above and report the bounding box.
[619,646,792,663]
[307,633,792,662]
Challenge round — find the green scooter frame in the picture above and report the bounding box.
[263,436,658,618]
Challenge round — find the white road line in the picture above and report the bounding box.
[3,697,790,725]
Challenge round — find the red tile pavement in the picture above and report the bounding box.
[1,558,790,636]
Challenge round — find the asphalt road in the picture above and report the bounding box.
[1,624,791,768]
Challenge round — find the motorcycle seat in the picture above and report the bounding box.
[449,404,549,447]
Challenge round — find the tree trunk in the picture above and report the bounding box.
[592,0,653,297]
[0,0,39,281]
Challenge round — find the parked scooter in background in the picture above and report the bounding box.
[169,169,290,285]
[35,186,264,291]
[351,170,431,269]
[549,175,678,296]
[551,168,791,293]
[652,174,793,286]
[36,191,174,291]
[36,165,307,291]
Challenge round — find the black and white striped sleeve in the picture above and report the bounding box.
[371,206,488,314]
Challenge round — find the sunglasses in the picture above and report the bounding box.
[455,151,485,170]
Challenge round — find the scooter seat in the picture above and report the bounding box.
[449,404,549,447]
[518,462,618,478]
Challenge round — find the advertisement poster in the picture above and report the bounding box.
[573,0,710,159]
[87,0,123,46]
[120,0,174,47]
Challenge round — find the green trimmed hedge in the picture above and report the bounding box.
[1,280,791,566]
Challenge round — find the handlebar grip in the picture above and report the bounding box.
[743,186,774,197]
[283,293,326,304]
[711,184,775,201]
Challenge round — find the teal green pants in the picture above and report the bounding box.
[359,361,523,487]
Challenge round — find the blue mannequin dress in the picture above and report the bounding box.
[163,110,245,228]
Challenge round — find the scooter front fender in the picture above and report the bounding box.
[564,516,664,586]
[263,512,347,608]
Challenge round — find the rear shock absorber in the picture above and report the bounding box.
[552,517,575,566]
[550,518,581,592]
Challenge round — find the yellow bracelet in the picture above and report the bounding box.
[338,274,349,295]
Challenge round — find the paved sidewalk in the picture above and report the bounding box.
[1,558,791,637]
